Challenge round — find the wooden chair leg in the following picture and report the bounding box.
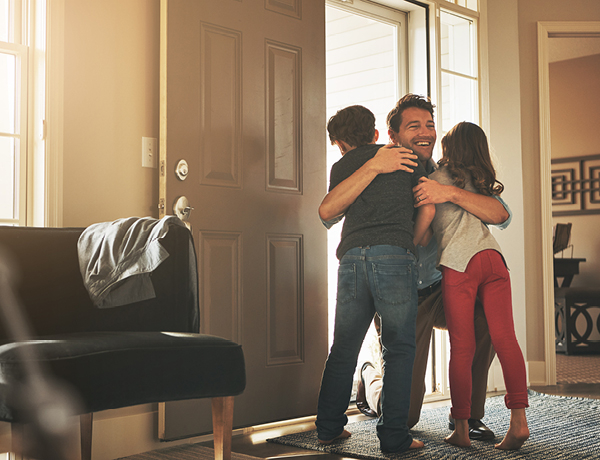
[80,413,93,460]
[212,396,234,460]
[9,423,24,460]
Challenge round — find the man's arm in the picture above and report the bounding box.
[319,145,419,222]
[413,177,509,225]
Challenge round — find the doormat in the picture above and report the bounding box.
[267,390,600,459]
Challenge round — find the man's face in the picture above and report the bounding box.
[389,107,436,162]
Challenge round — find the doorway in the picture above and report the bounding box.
[325,0,408,382]
[537,21,600,386]
[548,36,600,384]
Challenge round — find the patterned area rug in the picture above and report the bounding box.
[556,353,600,384]
[116,445,262,460]
[268,390,600,459]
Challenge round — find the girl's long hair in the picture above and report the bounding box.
[439,122,504,196]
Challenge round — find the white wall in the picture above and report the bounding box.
[485,0,528,386]
[61,0,160,227]
[511,0,600,375]
[0,2,167,459]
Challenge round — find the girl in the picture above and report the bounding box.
[415,122,529,450]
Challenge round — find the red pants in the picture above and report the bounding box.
[442,249,528,420]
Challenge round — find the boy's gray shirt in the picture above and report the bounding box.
[329,144,427,259]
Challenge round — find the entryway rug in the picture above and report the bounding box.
[267,390,600,459]
[116,445,262,460]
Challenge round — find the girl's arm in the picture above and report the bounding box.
[413,203,435,246]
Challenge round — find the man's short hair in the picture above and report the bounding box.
[327,105,376,148]
[387,94,435,132]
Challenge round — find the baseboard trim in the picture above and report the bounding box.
[91,409,213,460]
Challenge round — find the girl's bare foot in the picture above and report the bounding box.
[495,408,529,450]
[444,419,471,447]
[318,429,351,445]
[410,439,425,449]
[495,429,529,450]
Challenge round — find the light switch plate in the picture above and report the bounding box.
[142,137,157,168]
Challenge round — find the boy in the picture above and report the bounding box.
[315,105,433,453]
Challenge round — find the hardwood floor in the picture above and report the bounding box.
[200,383,600,460]
[530,382,600,399]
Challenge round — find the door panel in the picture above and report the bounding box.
[158,0,327,439]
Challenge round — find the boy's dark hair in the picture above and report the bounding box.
[327,105,376,148]
[387,94,435,132]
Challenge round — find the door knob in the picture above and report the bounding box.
[173,196,194,230]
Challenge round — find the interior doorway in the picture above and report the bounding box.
[548,36,600,384]
[537,21,600,386]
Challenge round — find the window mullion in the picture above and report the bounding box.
[438,0,479,17]
[441,67,477,80]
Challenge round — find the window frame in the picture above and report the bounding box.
[425,0,486,401]
[0,0,50,227]
[0,1,28,226]
[432,0,483,154]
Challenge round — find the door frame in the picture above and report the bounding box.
[537,20,600,386]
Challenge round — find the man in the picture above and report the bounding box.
[319,94,511,441]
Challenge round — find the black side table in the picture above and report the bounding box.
[554,257,586,288]
[555,287,600,354]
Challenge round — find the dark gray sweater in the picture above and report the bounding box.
[329,144,427,259]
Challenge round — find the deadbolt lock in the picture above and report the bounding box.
[175,159,189,181]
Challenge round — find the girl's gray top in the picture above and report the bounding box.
[429,165,503,272]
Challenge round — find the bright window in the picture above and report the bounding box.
[0,0,45,227]
[439,10,478,136]
[0,1,27,226]
[444,0,478,12]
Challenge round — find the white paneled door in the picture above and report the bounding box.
[158,0,328,439]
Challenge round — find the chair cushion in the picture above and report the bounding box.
[0,332,245,420]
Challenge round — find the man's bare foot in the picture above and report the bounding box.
[495,408,529,450]
[444,419,470,447]
[318,429,351,445]
[409,439,425,449]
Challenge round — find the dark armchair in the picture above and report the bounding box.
[0,222,245,460]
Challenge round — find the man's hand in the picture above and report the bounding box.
[371,144,419,174]
[319,145,419,222]
[413,177,450,207]
[413,177,510,225]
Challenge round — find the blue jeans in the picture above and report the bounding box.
[316,245,418,453]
